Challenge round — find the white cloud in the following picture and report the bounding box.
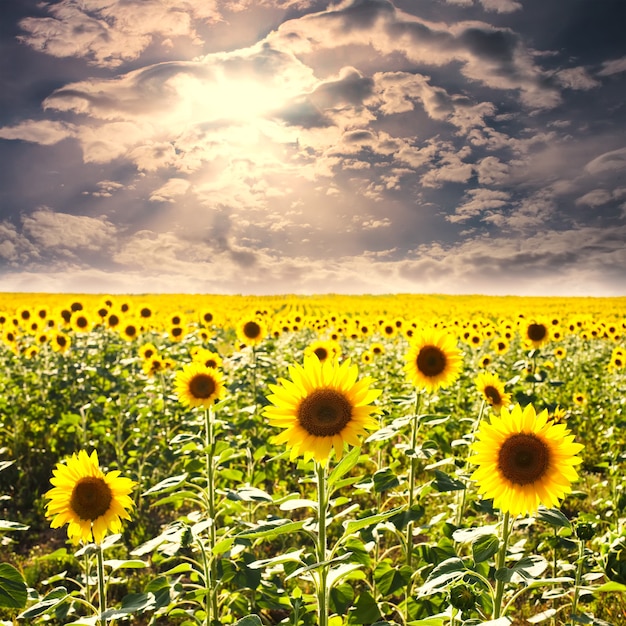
[555,67,600,91]
[150,178,191,202]
[21,208,117,253]
[18,0,221,68]
[448,189,510,222]
[584,148,626,175]
[598,55,626,77]
[0,120,75,145]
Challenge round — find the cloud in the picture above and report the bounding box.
[554,67,600,91]
[18,0,221,68]
[149,178,191,203]
[448,189,510,222]
[268,0,561,108]
[445,0,522,12]
[0,120,75,145]
[576,188,626,208]
[598,56,626,77]
[584,148,626,176]
[21,208,117,254]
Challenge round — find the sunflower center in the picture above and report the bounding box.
[189,374,216,399]
[243,321,261,339]
[484,385,502,406]
[70,477,113,521]
[298,389,353,437]
[314,347,328,361]
[527,323,547,342]
[498,433,550,485]
[416,345,446,377]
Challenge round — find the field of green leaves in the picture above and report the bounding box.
[0,293,624,626]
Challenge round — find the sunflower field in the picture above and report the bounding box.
[0,292,624,626]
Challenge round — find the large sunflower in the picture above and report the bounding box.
[45,450,135,544]
[175,362,225,408]
[403,329,463,392]
[470,404,584,516]
[265,356,381,465]
[475,371,511,413]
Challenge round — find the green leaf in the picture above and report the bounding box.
[496,555,548,582]
[233,615,263,626]
[328,446,362,489]
[348,590,382,624]
[0,563,27,608]
[279,498,318,511]
[248,549,305,570]
[373,468,400,493]
[432,470,465,492]
[142,473,188,496]
[593,581,626,593]
[18,587,68,619]
[406,615,447,626]
[536,507,571,528]
[238,519,309,540]
[343,507,403,535]
[374,562,412,596]
[418,558,466,597]
[0,521,29,532]
[228,486,273,502]
[102,559,148,572]
[472,534,499,563]
[330,582,354,614]
[101,593,155,619]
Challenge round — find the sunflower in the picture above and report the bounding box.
[45,450,135,544]
[470,404,583,516]
[475,371,511,413]
[175,362,225,408]
[236,317,267,347]
[139,342,158,361]
[403,329,463,392]
[304,339,340,363]
[264,356,381,465]
[573,392,587,406]
[192,347,223,370]
[52,332,71,353]
[524,320,550,348]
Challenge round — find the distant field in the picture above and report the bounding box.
[0,292,624,625]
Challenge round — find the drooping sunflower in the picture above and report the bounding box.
[236,317,267,347]
[470,404,584,516]
[475,371,511,413]
[265,356,381,465]
[403,329,463,392]
[45,450,135,544]
[175,362,225,408]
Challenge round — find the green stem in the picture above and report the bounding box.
[456,399,486,528]
[406,392,422,570]
[570,538,585,625]
[96,543,106,626]
[205,406,219,625]
[493,511,512,619]
[316,462,329,626]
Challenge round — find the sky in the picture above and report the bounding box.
[0,0,625,297]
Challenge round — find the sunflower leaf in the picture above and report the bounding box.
[0,563,27,608]
[328,446,362,490]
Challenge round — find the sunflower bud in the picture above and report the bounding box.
[606,537,626,585]
[575,522,595,541]
[448,582,477,611]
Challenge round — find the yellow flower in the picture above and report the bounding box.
[175,362,225,408]
[192,348,223,370]
[236,317,267,347]
[304,339,340,363]
[470,404,583,516]
[475,371,510,413]
[45,450,135,544]
[265,356,381,465]
[524,320,550,348]
[403,329,463,392]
